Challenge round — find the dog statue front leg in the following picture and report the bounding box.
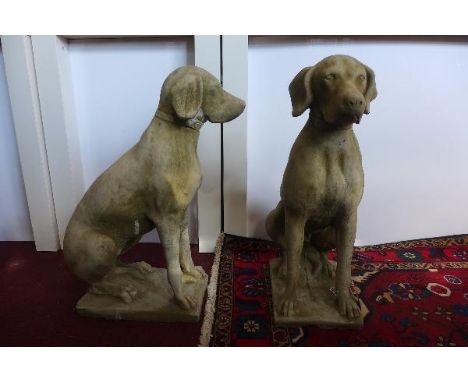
[156,216,195,311]
[179,210,206,282]
[279,208,305,316]
[335,213,360,319]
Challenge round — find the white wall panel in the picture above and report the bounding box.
[222,35,248,237]
[31,36,85,247]
[194,35,222,252]
[248,38,468,244]
[0,44,33,241]
[1,36,59,250]
[68,37,195,243]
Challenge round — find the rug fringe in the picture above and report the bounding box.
[198,232,225,346]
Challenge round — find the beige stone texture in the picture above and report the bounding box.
[269,258,367,328]
[63,66,245,319]
[266,55,377,323]
[76,265,208,322]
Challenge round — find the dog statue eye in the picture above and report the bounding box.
[324,73,336,81]
[358,74,366,81]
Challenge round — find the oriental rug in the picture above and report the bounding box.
[200,233,468,346]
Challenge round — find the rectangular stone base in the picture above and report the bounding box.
[76,265,208,323]
[269,258,366,329]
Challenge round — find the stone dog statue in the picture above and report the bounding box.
[64,66,245,314]
[266,55,377,322]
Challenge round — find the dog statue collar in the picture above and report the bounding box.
[309,110,325,122]
[185,110,206,131]
[155,109,205,131]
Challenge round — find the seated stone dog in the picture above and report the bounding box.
[64,66,245,311]
[266,55,377,320]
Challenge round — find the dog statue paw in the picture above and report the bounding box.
[337,293,361,320]
[279,289,299,317]
[182,266,207,284]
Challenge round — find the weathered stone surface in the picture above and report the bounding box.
[63,66,245,315]
[269,258,367,328]
[76,266,208,322]
[265,55,378,322]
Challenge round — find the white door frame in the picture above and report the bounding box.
[196,35,249,246]
[194,35,222,252]
[221,35,248,237]
[1,36,60,251]
[30,36,85,248]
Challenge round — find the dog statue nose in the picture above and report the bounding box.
[344,95,364,109]
[345,97,363,107]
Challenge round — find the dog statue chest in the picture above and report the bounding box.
[147,161,202,214]
[282,128,364,217]
[141,124,203,212]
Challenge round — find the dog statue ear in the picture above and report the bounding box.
[363,64,378,114]
[289,66,314,117]
[171,74,203,120]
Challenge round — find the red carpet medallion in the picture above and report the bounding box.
[200,234,468,346]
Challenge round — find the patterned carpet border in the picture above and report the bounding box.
[198,233,225,346]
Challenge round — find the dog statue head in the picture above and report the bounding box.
[157,66,245,129]
[289,55,377,128]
